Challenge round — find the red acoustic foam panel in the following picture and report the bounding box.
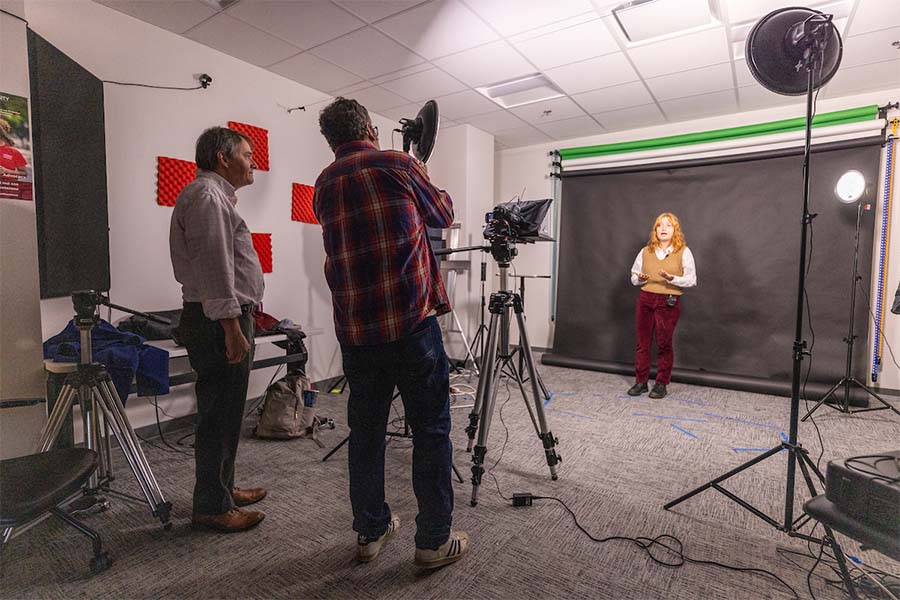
[291,183,318,224]
[228,121,269,171]
[157,156,196,207]
[251,232,273,273]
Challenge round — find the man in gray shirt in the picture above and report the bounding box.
[169,126,266,533]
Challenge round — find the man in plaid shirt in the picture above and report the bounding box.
[315,98,470,568]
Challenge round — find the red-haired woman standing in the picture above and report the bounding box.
[628,213,697,399]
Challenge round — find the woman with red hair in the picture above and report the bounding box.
[627,213,697,399]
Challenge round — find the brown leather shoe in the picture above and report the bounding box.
[232,487,267,507]
[192,508,265,533]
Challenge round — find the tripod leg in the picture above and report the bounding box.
[848,378,900,416]
[95,379,171,526]
[508,363,540,436]
[470,361,503,507]
[801,378,846,421]
[466,312,501,452]
[513,304,560,480]
[37,384,78,452]
[451,308,479,376]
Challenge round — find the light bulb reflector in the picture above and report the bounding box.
[835,170,865,203]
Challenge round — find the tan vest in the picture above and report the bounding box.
[641,246,685,295]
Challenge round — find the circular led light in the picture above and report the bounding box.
[835,170,865,203]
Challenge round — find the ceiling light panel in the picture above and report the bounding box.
[478,74,565,108]
[612,0,719,43]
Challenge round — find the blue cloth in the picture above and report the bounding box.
[341,316,452,549]
[43,320,169,403]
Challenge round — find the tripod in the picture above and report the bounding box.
[468,256,489,370]
[665,36,859,593]
[466,262,561,506]
[802,202,900,420]
[37,292,171,528]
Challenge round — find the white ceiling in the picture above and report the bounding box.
[94,0,900,149]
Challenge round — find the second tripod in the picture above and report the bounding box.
[466,265,561,506]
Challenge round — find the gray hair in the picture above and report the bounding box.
[195,126,252,171]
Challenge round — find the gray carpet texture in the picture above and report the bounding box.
[1,360,898,600]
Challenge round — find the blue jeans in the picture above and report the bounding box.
[341,316,453,550]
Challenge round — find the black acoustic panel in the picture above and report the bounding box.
[28,30,110,298]
[553,142,881,400]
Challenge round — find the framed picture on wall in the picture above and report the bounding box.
[0,92,33,201]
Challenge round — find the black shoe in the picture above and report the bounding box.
[649,384,667,399]
[627,382,648,396]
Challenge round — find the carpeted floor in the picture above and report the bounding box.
[2,360,898,600]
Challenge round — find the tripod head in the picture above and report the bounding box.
[70,291,171,329]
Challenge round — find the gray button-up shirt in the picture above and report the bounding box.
[169,170,264,320]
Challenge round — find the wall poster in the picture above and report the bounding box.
[0,92,33,201]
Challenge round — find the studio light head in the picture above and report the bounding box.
[745,6,843,96]
[398,100,439,163]
[835,170,866,203]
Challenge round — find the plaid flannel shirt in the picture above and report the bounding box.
[314,140,453,346]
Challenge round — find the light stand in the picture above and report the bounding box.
[802,201,900,419]
[664,12,858,592]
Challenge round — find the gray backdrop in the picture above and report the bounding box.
[543,141,883,401]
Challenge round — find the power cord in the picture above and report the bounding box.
[101,73,212,91]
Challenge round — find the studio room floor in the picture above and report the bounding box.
[1,360,898,600]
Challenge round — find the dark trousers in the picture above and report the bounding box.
[341,316,453,550]
[634,290,681,385]
[178,302,255,515]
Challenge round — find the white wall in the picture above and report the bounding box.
[17,0,488,437]
[495,87,900,391]
[0,0,47,459]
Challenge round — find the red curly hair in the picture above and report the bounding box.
[648,212,686,253]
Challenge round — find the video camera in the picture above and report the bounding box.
[482,198,553,265]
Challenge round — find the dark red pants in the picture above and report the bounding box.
[634,290,681,385]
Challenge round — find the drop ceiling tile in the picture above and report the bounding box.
[848,0,900,35]
[434,41,537,87]
[94,0,216,34]
[592,103,666,130]
[509,12,600,42]
[513,18,619,69]
[464,110,529,134]
[626,26,730,80]
[377,0,498,59]
[372,63,434,84]
[439,118,460,129]
[534,114,604,139]
[645,62,734,101]
[379,68,466,102]
[545,52,639,95]
[821,58,900,97]
[464,0,596,37]
[659,89,737,121]
[571,80,654,113]
[737,84,802,111]
[311,27,424,78]
[335,0,427,23]
[509,96,587,124]
[346,85,410,112]
[493,125,553,148]
[227,0,364,50]
[379,102,422,121]
[725,0,802,25]
[842,26,900,69]
[433,90,500,119]
[332,80,373,96]
[268,52,363,92]
[184,13,302,67]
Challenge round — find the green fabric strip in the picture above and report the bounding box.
[558,105,879,160]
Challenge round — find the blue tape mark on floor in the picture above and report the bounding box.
[631,411,707,422]
[733,447,772,452]
[780,431,788,442]
[703,413,780,430]
[670,424,698,439]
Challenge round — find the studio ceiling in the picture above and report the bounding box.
[94,0,900,148]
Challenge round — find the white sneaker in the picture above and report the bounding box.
[414,531,470,569]
[356,515,400,563]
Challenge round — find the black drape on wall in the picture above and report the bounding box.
[543,141,883,402]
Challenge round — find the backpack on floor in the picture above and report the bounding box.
[254,373,320,442]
